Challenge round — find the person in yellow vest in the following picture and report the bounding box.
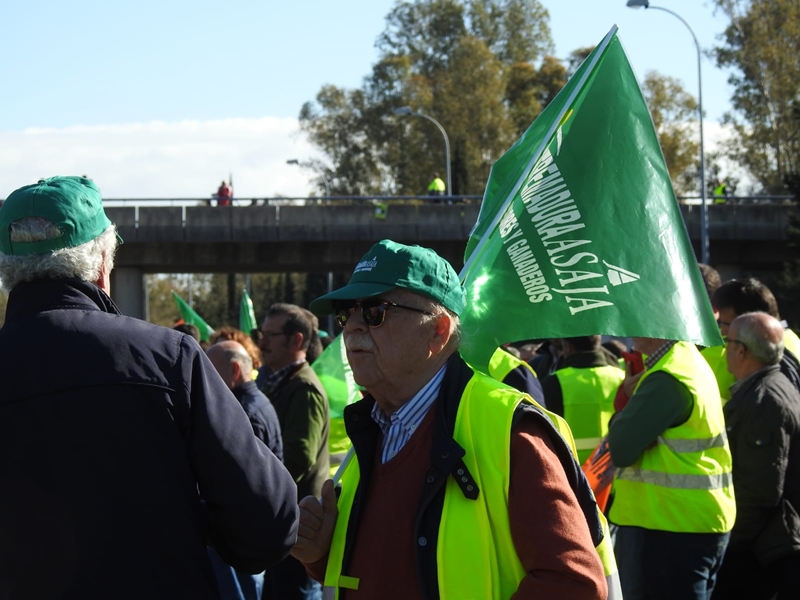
[713,179,727,204]
[488,345,546,404]
[541,336,625,464]
[608,337,736,600]
[426,172,446,197]
[705,278,800,403]
[292,239,607,599]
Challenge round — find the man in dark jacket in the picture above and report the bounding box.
[714,312,800,599]
[0,176,298,600]
[208,340,283,461]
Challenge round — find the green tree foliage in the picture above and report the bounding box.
[642,71,701,195]
[713,0,800,193]
[300,0,555,196]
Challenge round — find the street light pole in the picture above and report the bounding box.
[627,0,709,265]
[393,106,452,197]
[286,159,330,199]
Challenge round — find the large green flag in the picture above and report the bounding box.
[459,26,722,374]
[239,289,258,335]
[171,291,215,342]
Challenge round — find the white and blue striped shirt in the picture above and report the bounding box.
[371,365,447,464]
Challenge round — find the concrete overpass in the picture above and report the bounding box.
[106,202,798,319]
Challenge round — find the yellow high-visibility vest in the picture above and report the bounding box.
[324,370,620,598]
[610,342,736,533]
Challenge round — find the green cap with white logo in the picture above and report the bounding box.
[0,176,119,256]
[309,239,465,316]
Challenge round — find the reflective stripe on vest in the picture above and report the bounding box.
[609,341,736,533]
[554,365,624,463]
[617,467,733,491]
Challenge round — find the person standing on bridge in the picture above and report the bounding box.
[0,176,298,600]
[427,172,446,200]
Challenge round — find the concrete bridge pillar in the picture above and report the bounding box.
[111,267,147,321]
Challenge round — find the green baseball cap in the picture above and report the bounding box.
[0,176,119,256]
[309,239,465,316]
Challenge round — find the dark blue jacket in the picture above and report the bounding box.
[0,279,298,600]
[233,380,284,462]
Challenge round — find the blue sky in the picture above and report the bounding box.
[0,0,735,198]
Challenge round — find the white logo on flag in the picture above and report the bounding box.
[603,261,640,286]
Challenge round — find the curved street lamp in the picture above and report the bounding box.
[286,159,331,199]
[627,0,709,265]
[394,106,452,197]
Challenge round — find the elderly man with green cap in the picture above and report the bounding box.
[291,239,607,600]
[0,177,298,600]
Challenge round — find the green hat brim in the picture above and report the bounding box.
[309,282,396,316]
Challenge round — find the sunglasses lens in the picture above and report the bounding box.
[332,302,355,328]
[361,300,387,327]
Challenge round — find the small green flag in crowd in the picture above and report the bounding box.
[171,291,215,342]
[312,333,361,420]
[239,289,258,336]
[459,25,722,374]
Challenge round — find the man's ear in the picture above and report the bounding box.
[230,360,243,384]
[93,250,111,294]
[287,331,305,353]
[430,313,453,355]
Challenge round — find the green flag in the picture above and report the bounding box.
[171,291,215,342]
[311,334,360,420]
[459,26,722,374]
[239,289,258,335]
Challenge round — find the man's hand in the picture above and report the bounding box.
[622,360,644,399]
[290,479,338,565]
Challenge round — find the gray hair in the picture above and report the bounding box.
[735,311,784,366]
[209,341,254,376]
[0,217,119,293]
[417,297,462,350]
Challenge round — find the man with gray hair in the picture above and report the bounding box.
[292,239,608,599]
[0,176,298,600]
[714,312,800,599]
[207,340,283,461]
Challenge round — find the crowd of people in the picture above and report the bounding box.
[1,175,798,600]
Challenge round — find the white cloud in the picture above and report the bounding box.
[0,116,757,201]
[0,117,325,199]
[703,121,758,193]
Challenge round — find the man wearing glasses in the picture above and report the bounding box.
[291,239,607,599]
[258,303,330,600]
[713,312,800,599]
[706,278,800,403]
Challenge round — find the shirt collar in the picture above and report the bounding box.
[261,359,305,395]
[645,340,677,370]
[371,364,447,436]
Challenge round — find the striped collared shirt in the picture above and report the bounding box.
[644,340,677,370]
[371,365,446,464]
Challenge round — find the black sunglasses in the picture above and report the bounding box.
[332,298,433,328]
